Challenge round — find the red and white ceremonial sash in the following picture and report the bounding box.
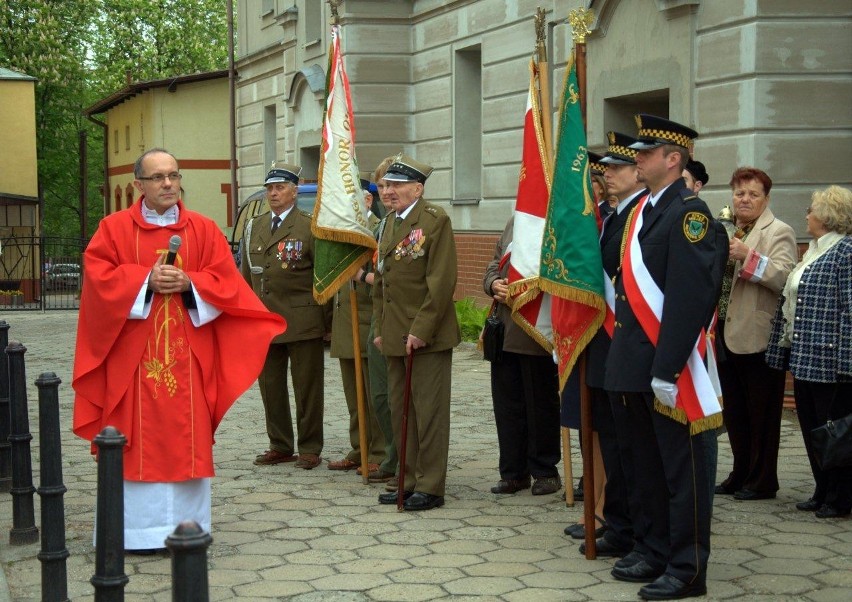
[620,196,722,423]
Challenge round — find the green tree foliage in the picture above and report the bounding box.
[0,0,229,238]
[1,0,100,238]
[89,0,228,97]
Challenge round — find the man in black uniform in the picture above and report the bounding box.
[604,115,726,601]
[576,132,648,558]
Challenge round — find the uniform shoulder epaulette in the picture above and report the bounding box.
[298,209,313,218]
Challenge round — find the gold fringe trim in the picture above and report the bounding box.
[533,280,604,392]
[528,60,553,190]
[653,400,724,435]
[556,315,602,393]
[311,222,378,249]
[312,248,372,305]
[507,276,553,354]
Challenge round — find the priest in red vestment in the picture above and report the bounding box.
[73,148,285,552]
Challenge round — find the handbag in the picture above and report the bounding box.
[810,413,852,470]
[481,301,504,363]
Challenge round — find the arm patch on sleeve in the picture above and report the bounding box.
[683,212,709,243]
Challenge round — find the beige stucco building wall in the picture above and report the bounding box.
[88,75,233,230]
[0,76,39,200]
[235,0,852,245]
[0,69,40,299]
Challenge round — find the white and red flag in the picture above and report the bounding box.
[506,60,554,353]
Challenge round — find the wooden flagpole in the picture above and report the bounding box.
[535,7,574,510]
[568,6,597,560]
[329,0,369,483]
[535,8,554,172]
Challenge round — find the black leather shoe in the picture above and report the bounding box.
[733,489,776,501]
[378,490,412,505]
[611,560,664,583]
[403,492,445,511]
[639,574,706,600]
[815,503,851,519]
[579,536,631,558]
[564,522,607,540]
[713,484,735,495]
[796,498,822,512]
[614,550,644,569]
[531,476,561,495]
[490,477,530,494]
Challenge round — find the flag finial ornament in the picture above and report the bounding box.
[568,8,594,44]
[535,7,547,56]
[328,0,342,26]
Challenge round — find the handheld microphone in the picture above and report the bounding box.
[165,235,182,265]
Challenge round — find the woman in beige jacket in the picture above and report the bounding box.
[715,167,797,500]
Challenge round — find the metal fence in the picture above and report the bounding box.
[0,236,86,311]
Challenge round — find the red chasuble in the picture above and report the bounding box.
[73,199,286,482]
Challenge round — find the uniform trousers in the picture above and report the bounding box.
[590,387,633,549]
[387,349,452,496]
[490,351,560,481]
[793,380,852,511]
[609,391,651,557]
[368,321,397,475]
[621,392,711,585]
[339,357,386,465]
[719,346,786,494]
[258,338,324,456]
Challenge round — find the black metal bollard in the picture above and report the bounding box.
[166,521,212,602]
[91,426,128,602]
[6,340,39,545]
[36,372,70,602]
[0,320,12,492]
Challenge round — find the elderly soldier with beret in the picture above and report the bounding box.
[242,164,332,470]
[605,116,727,600]
[373,154,461,511]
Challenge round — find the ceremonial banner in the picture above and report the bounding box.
[312,25,376,304]
[539,49,605,389]
[507,59,554,353]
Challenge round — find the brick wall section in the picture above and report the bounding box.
[453,232,500,306]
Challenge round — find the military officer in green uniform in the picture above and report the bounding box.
[328,183,387,473]
[372,154,461,511]
[242,163,331,470]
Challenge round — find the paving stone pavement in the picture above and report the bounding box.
[1,311,850,601]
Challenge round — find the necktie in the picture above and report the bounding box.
[394,216,403,237]
[271,215,281,233]
[642,201,654,220]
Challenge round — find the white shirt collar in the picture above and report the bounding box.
[648,182,674,207]
[140,200,179,226]
[396,198,419,221]
[272,205,294,226]
[616,189,646,215]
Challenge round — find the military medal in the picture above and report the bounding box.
[394,229,426,261]
[276,239,303,269]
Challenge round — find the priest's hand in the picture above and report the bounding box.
[150,254,191,294]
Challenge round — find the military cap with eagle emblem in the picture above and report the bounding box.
[629,114,698,151]
[382,153,433,184]
[264,162,302,185]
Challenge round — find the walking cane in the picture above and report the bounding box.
[397,339,415,511]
